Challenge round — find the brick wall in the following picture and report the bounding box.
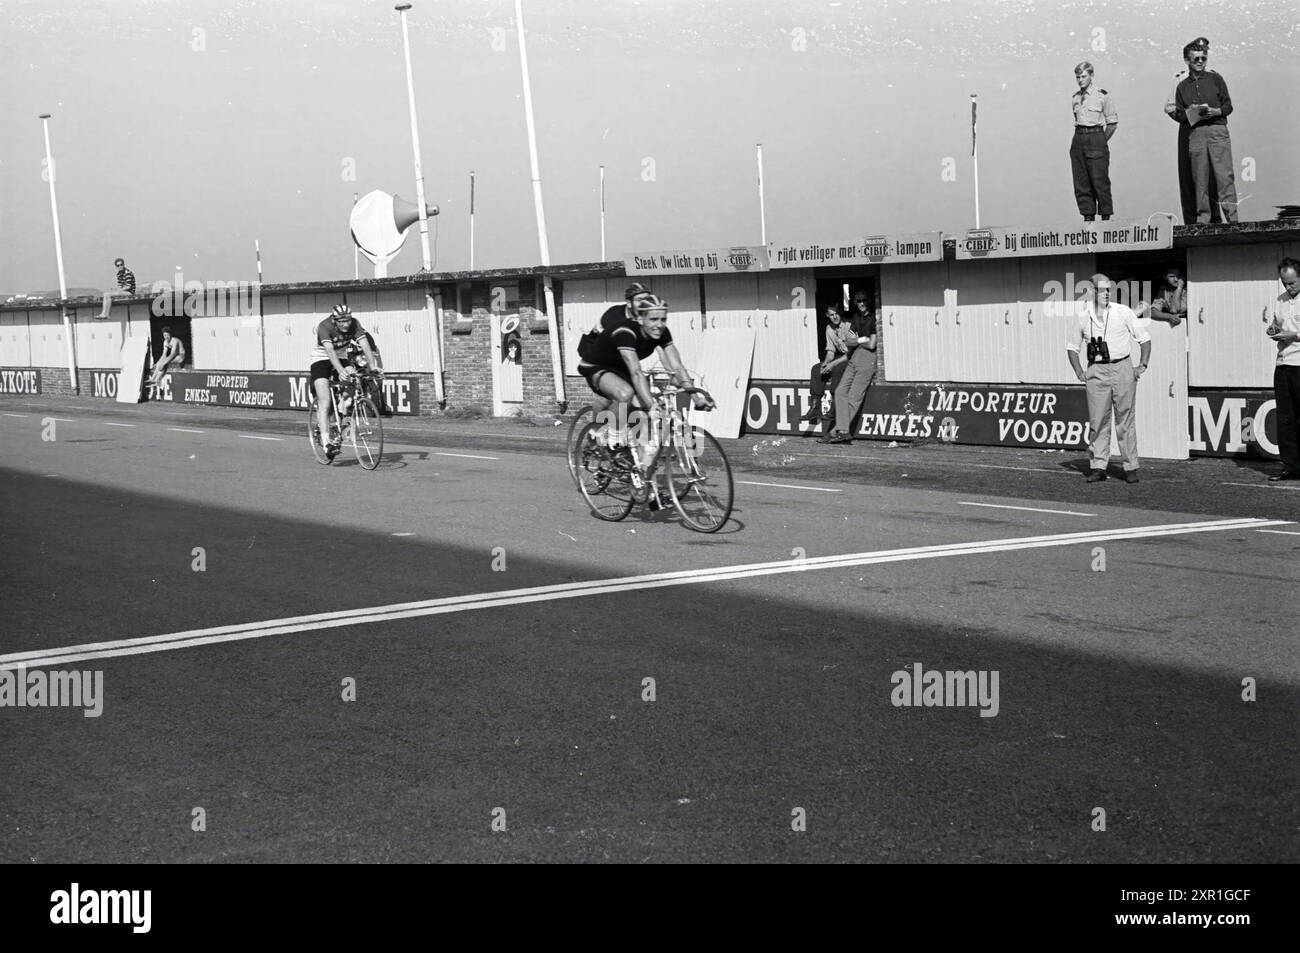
[27,366,75,396]
[436,279,575,418]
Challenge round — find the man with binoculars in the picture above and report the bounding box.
[1066,273,1152,483]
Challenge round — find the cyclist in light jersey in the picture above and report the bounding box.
[310,304,377,454]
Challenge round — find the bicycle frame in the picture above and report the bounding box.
[592,372,708,489]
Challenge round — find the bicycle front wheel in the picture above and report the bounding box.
[307,397,332,466]
[666,426,733,533]
[351,397,383,470]
[575,422,635,521]
[566,404,596,487]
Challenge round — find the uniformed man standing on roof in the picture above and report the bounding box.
[1165,37,1221,224]
[1171,39,1238,223]
[1069,62,1117,222]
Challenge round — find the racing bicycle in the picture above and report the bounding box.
[570,370,734,532]
[308,370,384,469]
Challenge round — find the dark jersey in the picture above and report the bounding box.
[578,307,673,367]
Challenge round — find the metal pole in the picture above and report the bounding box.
[756,143,766,246]
[396,3,432,272]
[395,3,445,406]
[469,171,475,271]
[40,114,77,393]
[599,165,606,260]
[971,94,981,229]
[515,0,565,410]
[352,193,359,279]
[255,239,263,284]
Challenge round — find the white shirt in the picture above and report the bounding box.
[1066,300,1149,362]
[1274,290,1300,366]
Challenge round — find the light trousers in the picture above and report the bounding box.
[1086,358,1139,471]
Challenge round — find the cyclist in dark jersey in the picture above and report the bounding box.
[577,285,713,495]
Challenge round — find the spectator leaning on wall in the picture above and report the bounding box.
[1067,273,1151,484]
[1172,40,1238,223]
[1266,258,1300,481]
[819,292,878,445]
[801,303,854,430]
[1141,265,1188,326]
[1165,37,1221,224]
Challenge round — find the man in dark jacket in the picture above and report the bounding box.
[1171,40,1238,223]
[1164,37,1220,223]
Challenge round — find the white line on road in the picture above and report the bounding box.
[789,450,1062,474]
[392,532,416,537]
[103,422,136,428]
[238,434,282,441]
[737,480,842,493]
[434,451,499,460]
[415,427,552,441]
[3,517,1285,671]
[3,413,28,418]
[45,417,75,422]
[168,427,204,434]
[1221,481,1300,492]
[959,501,1095,517]
[1256,528,1300,536]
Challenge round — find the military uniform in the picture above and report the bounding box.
[1070,85,1117,218]
[1166,68,1221,223]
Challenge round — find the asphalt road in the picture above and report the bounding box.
[1,397,1297,862]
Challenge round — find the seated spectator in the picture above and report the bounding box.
[801,304,854,430]
[1142,266,1188,326]
[149,327,185,385]
[114,258,137,295]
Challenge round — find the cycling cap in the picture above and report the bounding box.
[631,293,668,316]
[624,282,652,300]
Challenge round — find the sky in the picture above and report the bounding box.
[1,0,1297,293]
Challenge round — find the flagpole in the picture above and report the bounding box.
[352,193,359,279]
[395,3,432,272]
[39,113,78,393]
[469,171,476,271]
[756,143,767,245]
[599,165,606,261]
[515,0,565,410]
[971,93,980,228]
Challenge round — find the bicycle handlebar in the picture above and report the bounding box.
[646,372,714,405]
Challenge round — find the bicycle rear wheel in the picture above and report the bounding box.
[574,422,635,521]
[666,426,733,532]
[351,397,383,470]
[307,397,332,466]
[566,404,596,487]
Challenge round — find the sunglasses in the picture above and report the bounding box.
[1190,55,1207,62]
